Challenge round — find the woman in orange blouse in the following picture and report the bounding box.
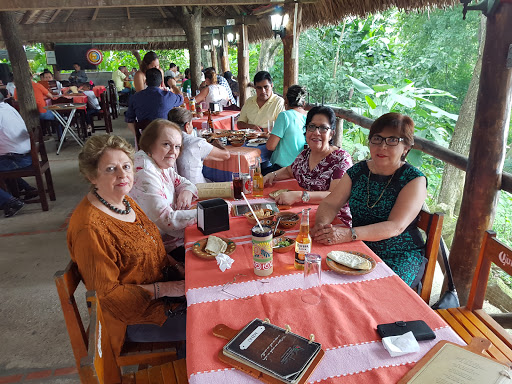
[67,134,185,359]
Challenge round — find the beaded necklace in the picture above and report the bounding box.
[366,169,396,209]
[93,188,132,215]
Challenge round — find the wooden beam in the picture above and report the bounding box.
[450,2,512,306]
[126,7,131,19]
[237,23,249,108]
[91,8,99,20]
[63,9,73,23]
[32,10,45,24]
[19,10,34,24]
[157,6,167,18]
[0,0,289,10]
[49,9,61,23]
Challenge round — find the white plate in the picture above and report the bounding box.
[247,138,267,145]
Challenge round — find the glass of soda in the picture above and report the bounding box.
[232,172,243,200]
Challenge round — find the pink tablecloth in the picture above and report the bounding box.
[93,86,107,98]
[184,180,464,384]
[203,146,261,175]
[192,110,239,131]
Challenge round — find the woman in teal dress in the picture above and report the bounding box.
[312,113,427,287]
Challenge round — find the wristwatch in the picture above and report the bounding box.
[301,191,310,203]
[350,227,358,241]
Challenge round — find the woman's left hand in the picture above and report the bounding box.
[275,191,302,206]
[176,190,194,210]
[312,224,351,245]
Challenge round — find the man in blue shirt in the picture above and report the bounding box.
[125,68,184,137]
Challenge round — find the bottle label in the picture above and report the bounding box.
[294,242,311,265]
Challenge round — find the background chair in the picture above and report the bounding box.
[436,230,512,364]
[108,80,119,119]
[91,92,113,134]
[80,291,188,384]
[55,261,180,379]
[0,127,56,211]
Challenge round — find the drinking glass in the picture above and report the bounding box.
[301,253,322,305]
[232,172,243,200]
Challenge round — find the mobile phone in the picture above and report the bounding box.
[376,320,436,341]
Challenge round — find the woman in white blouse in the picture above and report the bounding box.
[130,119,198,262]
[194,68,229,107]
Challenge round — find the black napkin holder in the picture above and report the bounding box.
[197,198,230,235]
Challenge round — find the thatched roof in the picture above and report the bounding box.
[0,0,457,50]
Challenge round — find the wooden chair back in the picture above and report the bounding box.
[0,126,56,211]
[108,81,119,119]
[467,231,512,311]
[416,210,444,304]
[91,92,112,134]
[135,120,152,146]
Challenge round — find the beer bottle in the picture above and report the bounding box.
[294,208,311,270]
[252,157,264,197]
[207,109,214,133]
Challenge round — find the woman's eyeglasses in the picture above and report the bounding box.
[305,124,331,133]
[369,135,404,146]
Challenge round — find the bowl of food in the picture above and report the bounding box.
[273,229,285,238]
[245,209,276,226]
[229,137,246,147]
[276,212,300,229]
[272,237,295,253]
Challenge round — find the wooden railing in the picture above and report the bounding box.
[311,104,512,194]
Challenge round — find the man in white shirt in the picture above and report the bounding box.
[0,92,38,217]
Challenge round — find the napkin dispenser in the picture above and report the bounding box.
[197,198,230,235]
[209,102,222,113]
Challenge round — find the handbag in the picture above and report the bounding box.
[431,237,460,310]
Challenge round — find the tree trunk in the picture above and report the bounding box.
[237,24,250,108]
[211,46,219,72]
[0,11,40,131]
[131,50,141,66]
[257,39,281,72]
[220,33,230,74]
[449,4,512,306]
[174,7,201,95]
[436,15,486,219]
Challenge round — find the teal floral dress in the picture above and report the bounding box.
[346,161,427,286]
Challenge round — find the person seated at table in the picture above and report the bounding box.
[0,92,40,217]
[204,67,236,105]
[238,71,285,132]
[164,63,178,79]
[39,70,62,96]
[79,82,101,132]
[193,68,230,108]
[125,68,183,138]
[6,72,15,98]
[167,107,230,184]
[265,85,308,174]
[112,65,132,100]
[130,119,198,257]
[181,68,191,93]
[311,112,427,288]
[68,63,88,85]
[264,106,352,226]
[223,71,239,99]
[134,51,164,92]
[68,134,186,362]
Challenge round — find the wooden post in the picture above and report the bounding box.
[131,50,142,67]
[334,118,343,147]
[0,11,40,131]
[282,3,301,96]
[237,23,250,108]
[175,6,201,95]
[220,33,230,74]
[211,45,219,72]
[449,3,512,305]
[42,42,59,78]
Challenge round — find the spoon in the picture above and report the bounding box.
[273,216,282,237]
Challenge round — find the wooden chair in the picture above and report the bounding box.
[91,92,113,134]
[416,210,444,304]
[80,291,189,384]
[135,120,152,147]
[0,127,56,211]
[108,81,119,119]
[55,261,179,378]
[436,230,512,364]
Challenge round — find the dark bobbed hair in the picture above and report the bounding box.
[139,119,183,159]
[140,51,158,73]
[146,68,162,87]
[305,106,337,146]
[224,71,233,79]
[169,63,177,69]
[184,68,190,79]
[204,68,217,84]
[253,71,272,85]
[167,107,193,131]
[369,112,414,160]
[286,85,307,108]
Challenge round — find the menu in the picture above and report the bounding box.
[223,319,321,384]
[406,343,512,384]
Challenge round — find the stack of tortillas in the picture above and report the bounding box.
[327,251,372,270]
[205,236,227,256]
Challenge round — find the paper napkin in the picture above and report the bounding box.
[216,253,234,272]
[382,331,420,357]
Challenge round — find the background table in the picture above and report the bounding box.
[192,111,240,131]
[184,180,464,384]
[45,103,86,155]
[93,85,107,98]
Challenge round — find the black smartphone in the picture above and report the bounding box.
[376,320,436,341]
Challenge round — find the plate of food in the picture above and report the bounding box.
[269,189,290,200]
[192,235,236,260]
[247,138,267,146]
[325,250,376,275]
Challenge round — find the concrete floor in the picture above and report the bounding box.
[0,113,133,383]
[0,113,446,383]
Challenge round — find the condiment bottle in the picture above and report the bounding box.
[294,209,311,270]
[207,109,214,133]
[189,97,196,112]
[252,157,264,197]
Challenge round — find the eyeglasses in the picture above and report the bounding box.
[306,124,331,133]
[220,274,269,300]
[369,135,405,146]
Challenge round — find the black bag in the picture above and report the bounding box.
[431,238,460,310]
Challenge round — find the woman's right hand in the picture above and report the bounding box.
[160,281,185,297]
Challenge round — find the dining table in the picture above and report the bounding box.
[184,179,465,384]
[44,103,86,155]
[192,110,240,132]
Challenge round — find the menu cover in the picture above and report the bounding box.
[223,319,321,384]
[232,202,279,217]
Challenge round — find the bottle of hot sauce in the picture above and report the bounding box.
[252,157,264,197]
[294,208,311,270]
[207,109,214,133]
